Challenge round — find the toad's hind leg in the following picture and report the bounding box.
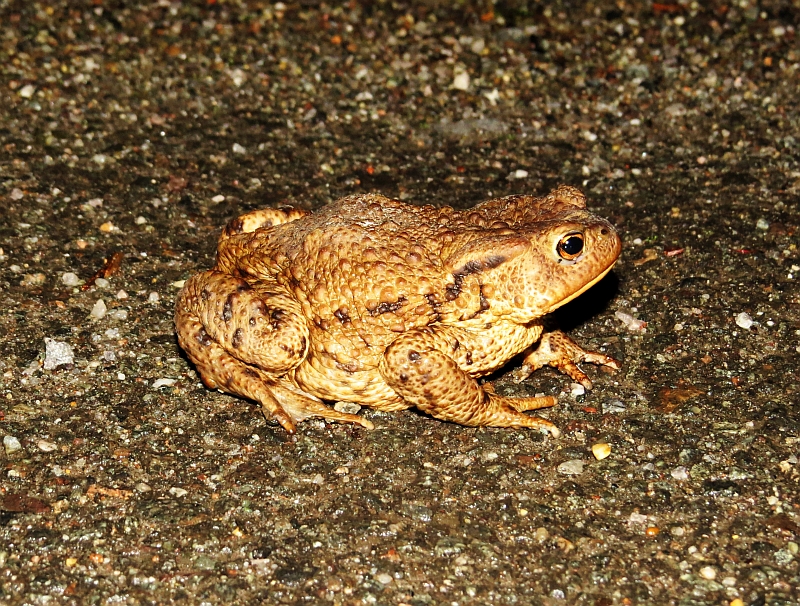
[175,271,371,431]
[380,332,561,436]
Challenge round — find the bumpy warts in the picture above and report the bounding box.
[175,186,622,435]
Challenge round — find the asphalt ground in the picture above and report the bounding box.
[1,2,799,604]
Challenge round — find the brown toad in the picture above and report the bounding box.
[175,186,621,436]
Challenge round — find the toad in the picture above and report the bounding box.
[175,186,621,436]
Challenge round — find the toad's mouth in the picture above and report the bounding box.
[544,259,618,315]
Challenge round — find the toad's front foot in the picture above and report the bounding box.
[512,330,619,389]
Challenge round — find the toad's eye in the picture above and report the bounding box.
[557,232,584,260]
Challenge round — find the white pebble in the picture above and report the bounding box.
[756,218,770,231]
[109,309,128,321]
[671,466,689,481]
[232,143,247,155]
[152,378,177,389]
[628,512,648,524]
[211,194,225,203]
[513,169,528,179]
[169,487,188,498]
[375,572,393,585]
[10,188,24,200]
[61,272,81,287]
[148,292,160,303]
[95,277,110,289]
[18,84,36,98]
[735,312,753,330]
[557,459,585,475]
[116,290,128,299]
[90,299,107,320]
[615,310,647,332]
[43,338,75,370]
[37,439,58,452]
[603,400,626,414]
[452,71,470,91]
[699,566,716,580]
[334,401,361,414]
[570,383,585,398]
[135,216,147,225]
[3,435,22,454]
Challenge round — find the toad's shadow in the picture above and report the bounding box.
[553,270,620,332]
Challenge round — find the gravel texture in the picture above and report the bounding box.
[1,1,799,604]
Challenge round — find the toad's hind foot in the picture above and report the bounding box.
[268,383,374,430]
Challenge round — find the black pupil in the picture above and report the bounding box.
[561,236,583,256]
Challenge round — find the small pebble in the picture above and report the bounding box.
[756,218,770,230]
[21,273,46,287]
[232,143,247,154]
[592,442,611,460]
[90,299,107,320]
[211,194,225,203]
[629,512,648,524]
[615,311,647,332]
[95,278,110,289]
[334,401,361,414]
[18,84,35,98]
[557,459,585,475]
[699,566,716,580]
[512,169,528,179]
[99,221,115,232]
[109,309,128,321]
[169,487,188,498]
[603,400,626,414]
[735,312,753,329]
[61,272,81,286]
[135,216,147,225]
[452,71,470,91]
[570,383,585,397]
[148,292,160,303]
[43,338,75,370]
[152,378,177,389]
[116,290,128,299]
[671,466,689,481]
[3,435,23,455]
[534,527,549,542]
[37,439,58,452]
[375,572,393,585]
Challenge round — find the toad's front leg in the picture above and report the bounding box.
[379,328,561,436]
[511,329,620,389]
[175,271,372,432]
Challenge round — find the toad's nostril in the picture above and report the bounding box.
[600,228,609,236]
